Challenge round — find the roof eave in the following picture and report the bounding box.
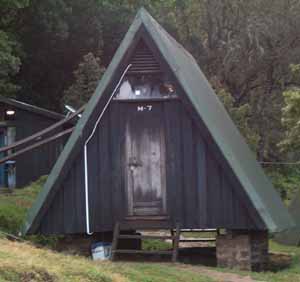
[0,97,65,121]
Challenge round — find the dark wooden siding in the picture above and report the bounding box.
[38,99,265,234]
[14,109,66,188]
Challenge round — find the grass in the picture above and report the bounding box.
[140,237,300,282]
[142,239,172,250]
[0,176,63,247]
[211,240,300,282]
[0,236,214,282]
[0,236,119,282]
[0,182,213,281]
[0,176,46,235]
[1,177,300,281]
[249,241,300,282]
[110,262,214,282]
[1,235,300,282]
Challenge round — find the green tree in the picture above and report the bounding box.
[63,52,105,109]
[280,64,300,152]
[0,31,21,96]
[17,0,104,110]
[217,88,259,152]
[7,0,300,164]
[0,0,29,97]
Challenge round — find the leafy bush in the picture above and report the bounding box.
[0,204,25,235]
[265,166,300,204]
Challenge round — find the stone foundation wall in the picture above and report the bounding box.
[216,230,268,271]
[250,231,269,271]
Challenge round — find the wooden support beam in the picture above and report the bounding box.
[118,234,174,240]
[0,127,74,165]
[111,222,120,261]
[0,105,84,154]
[179,229,217,232]
[172,223,180,262]
[111,222,181,262]
[113,249,172,255]
[124,216,170,221]
[179,238,216,242]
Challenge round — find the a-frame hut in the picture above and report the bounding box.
[22,8,293,270]
[275,190,300,246]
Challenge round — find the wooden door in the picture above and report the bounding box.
[125,102,166,217]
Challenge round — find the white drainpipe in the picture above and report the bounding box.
[84,64,132,235]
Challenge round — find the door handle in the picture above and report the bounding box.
[128,162,142,167]
[128,157,142,167]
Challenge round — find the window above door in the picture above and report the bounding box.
[114,75,178,101]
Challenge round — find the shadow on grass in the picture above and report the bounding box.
[114,246,293,273]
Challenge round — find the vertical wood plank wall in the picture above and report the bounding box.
[15,109,67,188]
[38,99,265,234]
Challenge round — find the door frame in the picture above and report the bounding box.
[123,101,167,218]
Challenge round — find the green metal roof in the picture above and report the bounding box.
[22,8,293,235]
[0,96,65,120]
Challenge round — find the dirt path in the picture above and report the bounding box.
[176,264,265,282]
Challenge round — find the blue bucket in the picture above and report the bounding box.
[91,242,112,261]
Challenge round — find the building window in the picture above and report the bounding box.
[115,75,177,100]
